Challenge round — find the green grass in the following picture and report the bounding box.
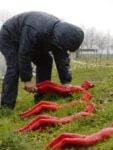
[1,64,113,150]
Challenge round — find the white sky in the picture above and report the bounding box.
[0,0,113,34]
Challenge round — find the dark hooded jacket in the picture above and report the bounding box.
[0,11,84,83]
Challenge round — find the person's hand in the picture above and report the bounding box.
[63,83,72,87]
[24,81,37,93]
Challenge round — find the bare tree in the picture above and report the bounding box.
[0,9,12,24]
[76,26,113,65]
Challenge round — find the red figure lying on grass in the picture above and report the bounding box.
[20,80,94,117]
[35,80,94,95]
[17,103,95,133]
[47,124,113,149]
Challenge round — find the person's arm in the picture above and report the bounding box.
[52,48,72,85]
[18,26,37,92]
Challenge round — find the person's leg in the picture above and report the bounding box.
[34,52,53,103]
[1,46,19,109]
[36,52,53,82]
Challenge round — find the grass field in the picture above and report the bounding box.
[1,64,113,150]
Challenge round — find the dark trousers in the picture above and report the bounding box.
[35,53,53,83]
[0,46,53,108]
[0,46,19,109]
[34,53,53,102]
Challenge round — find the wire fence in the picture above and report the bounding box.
[70,50,113,68]
[1,50,113,79]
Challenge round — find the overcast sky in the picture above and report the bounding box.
[0,0,113,34]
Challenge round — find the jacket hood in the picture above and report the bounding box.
[52,22,84,51]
